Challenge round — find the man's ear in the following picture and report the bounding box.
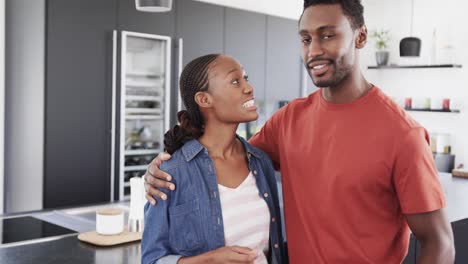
[194,91,212,109]
[356,25,368,49]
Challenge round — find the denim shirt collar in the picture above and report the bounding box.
[181,135,263,162]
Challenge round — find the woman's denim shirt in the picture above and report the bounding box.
[142,136,286,264]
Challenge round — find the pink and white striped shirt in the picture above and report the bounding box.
[218,172,271,264]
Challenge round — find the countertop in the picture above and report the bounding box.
[0,172,467,264]
[0,234,140,264]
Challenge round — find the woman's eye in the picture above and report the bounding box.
[243,75,249,82]
[232,79,239,85]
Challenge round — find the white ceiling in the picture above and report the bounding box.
[193,0,304,20]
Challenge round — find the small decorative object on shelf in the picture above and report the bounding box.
[371,29,390,66]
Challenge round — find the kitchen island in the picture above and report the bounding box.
[1,173,468,264]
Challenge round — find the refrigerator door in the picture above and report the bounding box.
[118,31,171,200]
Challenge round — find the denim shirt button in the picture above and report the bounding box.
[263,193,269,198]
[271,217,275,222]
[253,170,257,175]
[274,243,279,249]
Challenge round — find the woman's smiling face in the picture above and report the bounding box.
[202,55,258,124]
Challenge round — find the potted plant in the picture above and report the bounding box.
[371,29,391,66]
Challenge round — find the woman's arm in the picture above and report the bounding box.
[142,187,178,264]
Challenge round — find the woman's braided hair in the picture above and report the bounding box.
[163,54,221,154]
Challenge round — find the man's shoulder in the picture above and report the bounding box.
[371,87,422,131]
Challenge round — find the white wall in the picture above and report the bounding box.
[5,0,44,213]
[362,0,468,167]
[194,0,303,20]
[0,0,5,214]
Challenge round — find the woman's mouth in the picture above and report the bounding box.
[242,99,257,110]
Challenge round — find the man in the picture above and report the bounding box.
[144,0,455,263]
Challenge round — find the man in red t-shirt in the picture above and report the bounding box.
[144,0,455,263]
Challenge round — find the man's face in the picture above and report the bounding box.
[298,4,359,88]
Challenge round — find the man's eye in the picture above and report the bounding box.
[322,35,335,40]
[301,38,311,44]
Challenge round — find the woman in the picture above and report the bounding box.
[141,54,286,264]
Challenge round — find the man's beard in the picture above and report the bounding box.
[307,59,352,88]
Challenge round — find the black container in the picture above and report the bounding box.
[400,37,421,57]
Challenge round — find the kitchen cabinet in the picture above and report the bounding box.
[403,235,417,264]
[44,0,303,208]
[265,16,302,109]
[224,8,267,102]
[45,0,117,208]
[175,0,224,65]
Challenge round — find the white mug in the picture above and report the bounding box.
[96,208,124,235]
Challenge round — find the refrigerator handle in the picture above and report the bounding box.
[177,38,183,112]
[110,30,117,202]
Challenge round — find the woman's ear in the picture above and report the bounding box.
[355,25,368,49]
[194,91,212,109]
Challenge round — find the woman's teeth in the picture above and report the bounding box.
[242,99,255,108]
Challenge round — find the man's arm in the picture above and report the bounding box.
[406,209,455,264]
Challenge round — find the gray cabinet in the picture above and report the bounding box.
[44,0,303,208]
[225,8,267,101]
[45,0,117,208]
[175,0,224,65]
[265,16,302,106]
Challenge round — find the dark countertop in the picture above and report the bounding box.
[0,172,467,263]
[0,234,141,264]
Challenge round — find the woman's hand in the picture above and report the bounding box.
[178,246,258,264]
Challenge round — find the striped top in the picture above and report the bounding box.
[218,172,271,264]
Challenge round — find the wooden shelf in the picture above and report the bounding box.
[368,64,462,69]
[406,108,460,113]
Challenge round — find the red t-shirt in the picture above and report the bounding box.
[249,87,445,263]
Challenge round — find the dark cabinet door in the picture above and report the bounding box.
[224,8,267,101]
[45,0,117,208]
[265,16,302,106]
[175,0,224,65]
[403,234,417,264]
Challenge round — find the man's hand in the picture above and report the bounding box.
[143,152,175,205]
[178,246,258,264]
[406,208,455,263]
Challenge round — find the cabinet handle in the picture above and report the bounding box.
[110,30,117,202]
[177,38,183,112]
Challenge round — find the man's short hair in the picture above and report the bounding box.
[303,0,365,29]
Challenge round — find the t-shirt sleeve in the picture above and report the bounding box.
[393,127,446,214]
[249,107,286,170]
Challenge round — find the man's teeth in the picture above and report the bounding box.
[312,64,327,70]
[242,99,255,108]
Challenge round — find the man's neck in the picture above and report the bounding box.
[321,72,372,104]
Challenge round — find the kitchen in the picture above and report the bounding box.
[1,0,468,263]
